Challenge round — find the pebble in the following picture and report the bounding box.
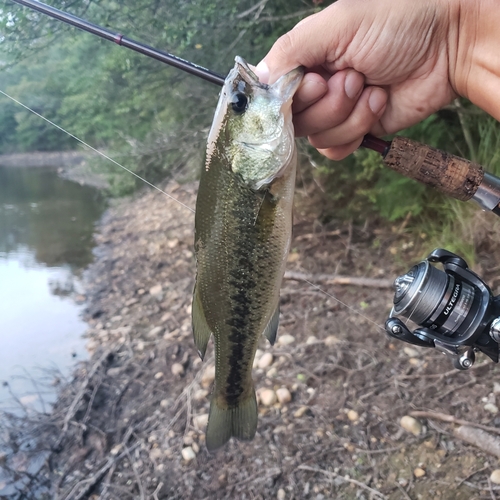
[294,406,309,418]
[278,334,295,346]
[201,365,216,388]
[347,410,359,422]
[266,367,278,378]
[413,467,426,478]
[160,399,169,408]
[193,413,209,430]
[109,444,123,456]
[277,488,286,500]
[171,363,184,376]
[149,447,163,460]
[400,415,422,436]
[136,341,145,351]
[324,335,340,346]
[260,389,277,406]
[306,336,318,344]
[193,389,209,401]
[485,403,499,414]
[147,326,164,338]
[253,349,263,368]
[276,387,292,405]
[154,371,165,380]
[403,347,420,358]
[181,446,196,462]
[149,284,163,296]
[192,442,200,454]
[106,367,122,377]
[258,352,274,369]
[490,470,500,484]
[0,451,7,464]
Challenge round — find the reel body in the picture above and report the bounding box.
[386,249,500,369]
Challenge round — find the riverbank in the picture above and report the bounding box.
[2,180,500,499]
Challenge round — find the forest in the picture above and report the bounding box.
[2,0,500,260]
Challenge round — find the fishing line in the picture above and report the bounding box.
[0,89,195,213]
[1,88,388,330]
[300,278,386,332]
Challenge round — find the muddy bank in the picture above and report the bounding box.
[3,180,500,499]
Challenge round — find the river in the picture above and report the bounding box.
[0,165,106,413]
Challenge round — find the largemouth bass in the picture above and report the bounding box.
[192,56,303,450]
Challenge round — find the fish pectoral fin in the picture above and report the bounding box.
[205,390,258,451]
[192,285,212,360]
[263,305,280,346]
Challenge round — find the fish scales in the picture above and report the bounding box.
[192,57,303,450]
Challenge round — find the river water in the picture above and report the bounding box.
[0,166,106,413]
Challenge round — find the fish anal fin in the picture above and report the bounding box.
[205,390,258,451]
[192,285,212,360]
[263,305,280,346]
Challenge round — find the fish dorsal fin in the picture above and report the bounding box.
[192,284,212,360]
[263,305,280,346]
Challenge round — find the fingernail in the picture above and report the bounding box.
[255,60,270,84]
[344,71,363,99]
[368,88,387,114]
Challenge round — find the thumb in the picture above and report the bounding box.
[255,1,360,84]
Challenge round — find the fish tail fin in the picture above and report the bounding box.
[205,390,258,451]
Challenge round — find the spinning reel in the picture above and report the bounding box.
[386,249,500,370]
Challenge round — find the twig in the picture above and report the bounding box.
[454,426,500,459]
[294,229,342,241]
[409,410,500,436]
[396,482,413,500]
[125,445,145,500]
[456,465,491,488]
[153,482,164,500]
[297,465,387,499]
[284,271,393,288]
[53,347,114,451]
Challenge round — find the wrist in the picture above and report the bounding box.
[451,0,500,119]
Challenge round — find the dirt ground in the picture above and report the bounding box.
[3,179,500,500]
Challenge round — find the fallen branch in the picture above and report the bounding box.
[284,271,393,289]
[454,426,500,459]
[298,465,387,499]
[409,410,500,436]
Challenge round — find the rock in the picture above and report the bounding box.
[136,341,145,351]
[490,469,500,484]
[160,399,169,408]
[183,435,194,446]
[148,326,164,338]
[276,387,292,405]
[306,336,318,344]
[201,365,216,388]
[485,403,499,414]
[258,352,274,369]
[347,410,359,422]
[259,389,277,406]
[171,363,184,376]
[193,389,209,401]
[294,406,309,418]
[193,413,209,430]
[149,284,163,297]
[106,367,122,377]
[277,488,286,500]
[149,447,163,460]
[266,367,278,378]
[110,444,123,456]
[403,347,420,358]
[324,335,340,346]
[154,371,165,380]
[400,415,423,436]
[278,334,295,346]
[192,442,200,453]
[413,467,426,478]
[181,446,196,461]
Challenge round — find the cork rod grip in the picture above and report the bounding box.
[383,136,484,201]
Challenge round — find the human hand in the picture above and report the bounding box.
[255,0,465,160]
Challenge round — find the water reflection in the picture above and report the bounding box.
[0,166,106,412]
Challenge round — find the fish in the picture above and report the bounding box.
[192,56,303,451]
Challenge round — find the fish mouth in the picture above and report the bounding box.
[234,56,269,89]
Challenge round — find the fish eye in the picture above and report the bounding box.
[230,92,248,114]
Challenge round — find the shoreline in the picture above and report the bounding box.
[0,180,496,498]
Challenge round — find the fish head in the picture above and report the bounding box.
[206,56,303,190]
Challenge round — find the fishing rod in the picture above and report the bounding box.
[10,0,500,218]
[9,0,500,370]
